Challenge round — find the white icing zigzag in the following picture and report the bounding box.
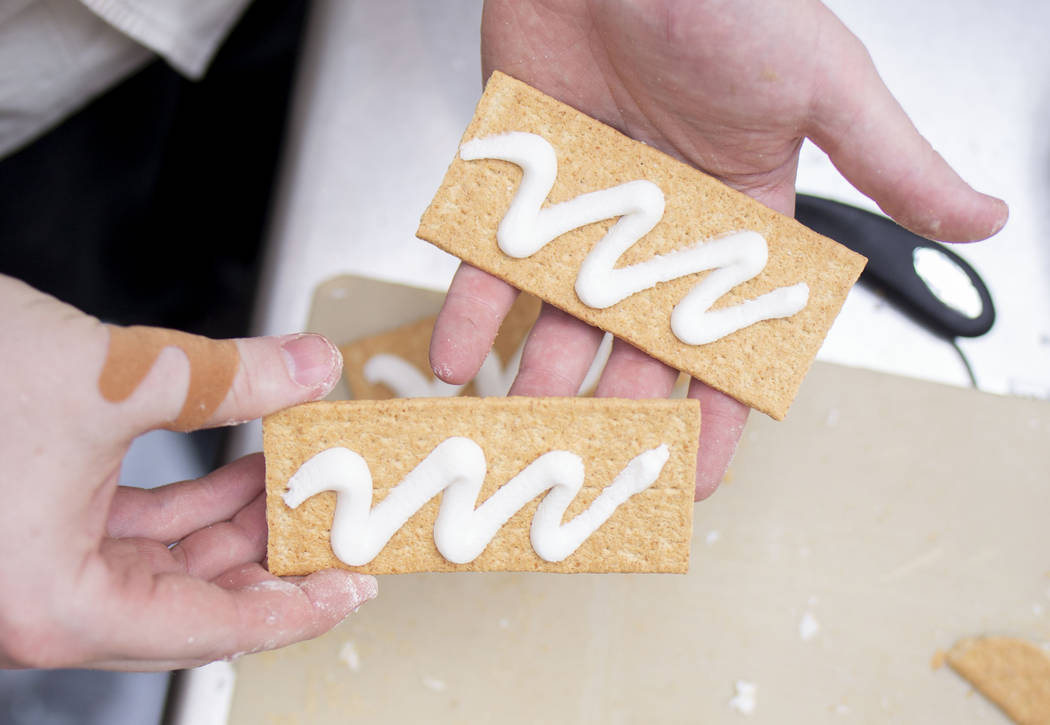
[282,436,670,565]
[460,132,810,345]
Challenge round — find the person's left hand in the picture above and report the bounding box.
[0,275,377,670]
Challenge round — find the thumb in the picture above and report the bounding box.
[98,325,342,434]
[806,13,1008,242]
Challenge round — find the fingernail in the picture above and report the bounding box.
[281,334,341,391]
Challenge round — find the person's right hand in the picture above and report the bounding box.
[0,275,376,670]
[431,0,1007,500]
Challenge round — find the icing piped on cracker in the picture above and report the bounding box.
[417,71,866,419]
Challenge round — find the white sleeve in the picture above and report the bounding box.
[78,0,253,79]
[0,0,252,157]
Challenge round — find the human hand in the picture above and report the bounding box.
[0,275,376,670]
[430,0,1008,499]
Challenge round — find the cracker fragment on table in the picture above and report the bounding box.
[946,636,1050,725]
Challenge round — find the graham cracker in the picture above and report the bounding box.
[946,636,1050,725]
[416,71,866,419]
[265,397,698,575]
[340,294,541,399]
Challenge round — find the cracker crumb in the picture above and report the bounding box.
[422,675,447,692]
[947,635,1050,724]
[729,680,757,715]
[338,641,361,672]
[799,611,820,641]
[931,649,946,670]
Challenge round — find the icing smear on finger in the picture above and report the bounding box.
[282,437,669,565]
[459,132,809,345]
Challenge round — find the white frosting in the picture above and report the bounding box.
[363,331,610,399]
[473,343,524,397]
[578,331,613,394]
[364,354,465,397]
[363,343,524,398]
[282,437,670,565]
[460,132,809,345]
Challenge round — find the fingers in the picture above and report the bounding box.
[474,301,737,498]
[108,453,265,543]
[109,454,274,584]
[83,563,378,670]
[99,328,342,436]
[807,12,1007,242]
[197,566,377,666]
[212,332,343,425]
[104,499,266,590]
[594,343,744,500]
[509,305,605,396]
[432,268,741,501]
[593,338,680,399]
[688,378,749,501]
[430,263,520,384]
[574,335,747,501]
[166,492,268,582]
[1,278,341,445]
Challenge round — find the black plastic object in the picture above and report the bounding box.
[795,194,995,338]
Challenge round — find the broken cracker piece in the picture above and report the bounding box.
[946,636,1050,725]
[341,294,541,399]
[265,397,697,575]
[417,71,865,419]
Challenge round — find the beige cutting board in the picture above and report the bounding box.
[229,275,1050,724]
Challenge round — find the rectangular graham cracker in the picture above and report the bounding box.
[340,294,541,400]
[265,397,698,575]
[417,71,866,419]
